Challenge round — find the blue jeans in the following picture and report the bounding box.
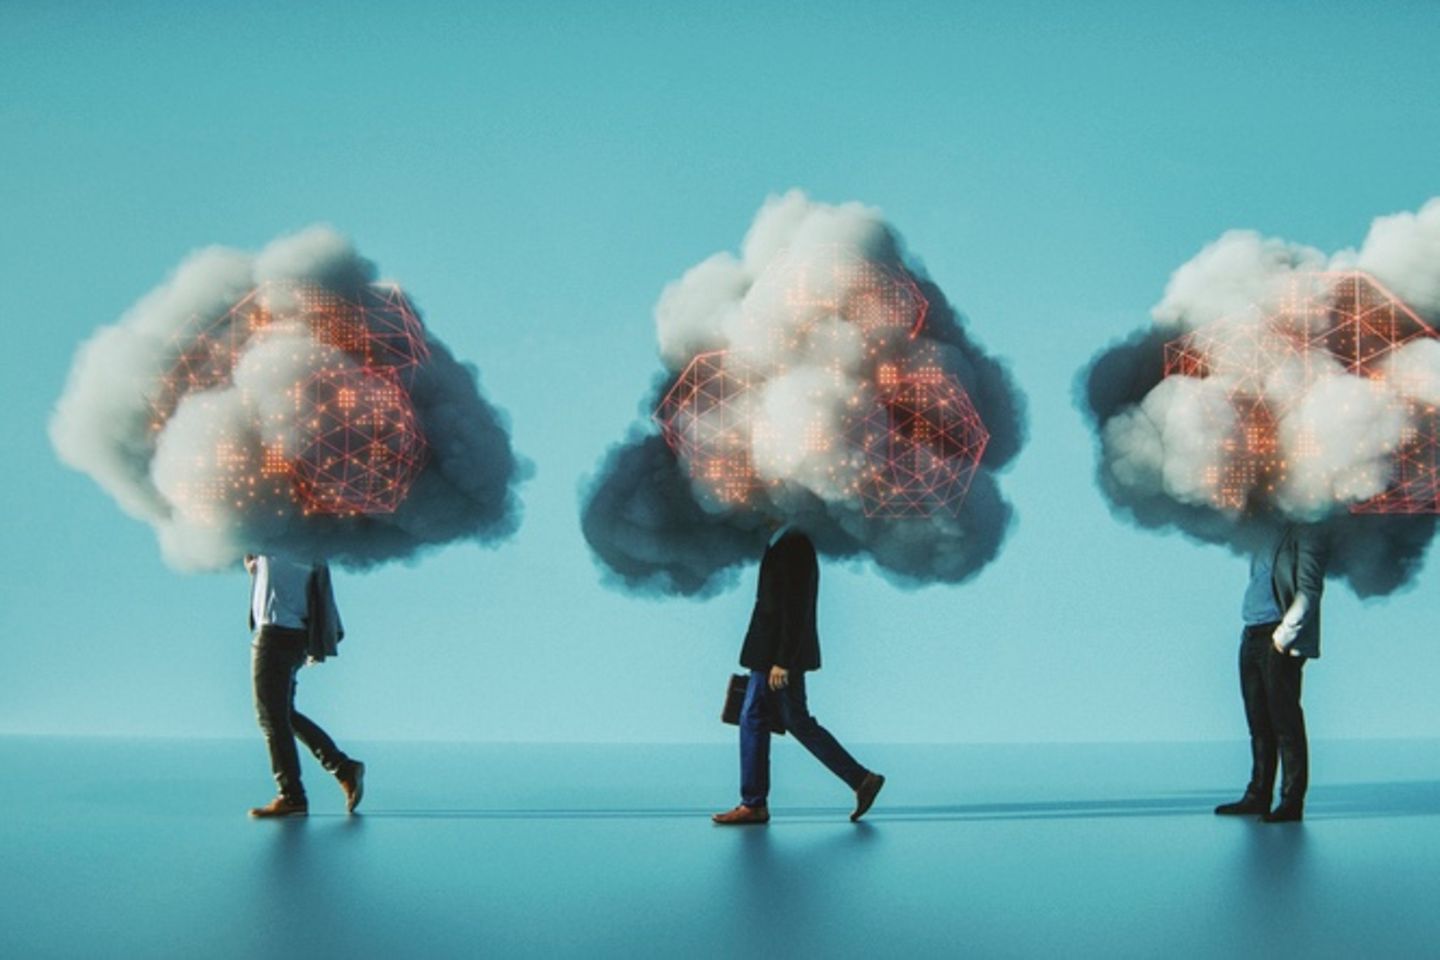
[739,669,868,808]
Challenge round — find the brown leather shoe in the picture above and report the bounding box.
[851,772,885,822]
[712,804,770,825]
[338,761,365,814]
[249,795,308,818]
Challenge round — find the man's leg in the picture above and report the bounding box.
[775,673,868,791]
[1263,647,1308,815]
[739,670,772,808]
[716,671,771,823]
[1238,627,1278,803]
[291,705,365,814]
[291,709,349,775]
[251,628,308,804]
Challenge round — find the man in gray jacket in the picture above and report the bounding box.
[245,554,364,818]
[1215,523,1327,823]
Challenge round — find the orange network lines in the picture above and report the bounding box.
[655,248,989,518]
[148,280,430,518]
[1162,271,1440,514]
[853,365,988,518]
[292,367,427,516]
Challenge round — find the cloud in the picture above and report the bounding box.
[51,225,529,570]
[581,190,1026,596]
[1080,199,1440,596]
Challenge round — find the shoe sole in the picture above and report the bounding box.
[712,807,769,824]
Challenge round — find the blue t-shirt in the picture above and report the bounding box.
[1242,539,1283,626]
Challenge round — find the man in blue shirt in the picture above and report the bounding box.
[246,554,364,818]
[1214,523,1327,823]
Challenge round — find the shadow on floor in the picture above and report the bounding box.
[1188,779,1440,821]
[344,780,1440,823]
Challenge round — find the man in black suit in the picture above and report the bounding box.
[712,523,885,824]
[1215,522,1327,823]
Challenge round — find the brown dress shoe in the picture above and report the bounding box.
[851,772,885,822]
[249,795,309,818]
[338,761,365,814]
[712,804,770,825]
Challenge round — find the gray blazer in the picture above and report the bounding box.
[305,563,345,663]
[1270,524,1327,659]
[248,559,345,663]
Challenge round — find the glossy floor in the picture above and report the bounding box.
[3,737,1438,958]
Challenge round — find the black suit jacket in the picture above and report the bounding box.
[740,529,821,672]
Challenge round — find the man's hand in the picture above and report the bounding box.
[1272,624,1299,656]
[243,554,257,575]
[768,666,789,691]
[1273,595,1308,656]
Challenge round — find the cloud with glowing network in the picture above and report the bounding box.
[1080,197,1440,596]
[582,191,1026,596]
[52,226,529,570]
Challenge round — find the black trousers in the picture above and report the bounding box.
[252,626,350,801]
[1239,622,1308,806]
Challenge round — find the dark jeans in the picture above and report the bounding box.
[252,626,350,801]
[739,669,868,808]
[1239,622,1308,806]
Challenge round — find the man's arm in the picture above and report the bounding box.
[770,540,802,690]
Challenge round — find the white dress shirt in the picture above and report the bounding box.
[251,556,312,631]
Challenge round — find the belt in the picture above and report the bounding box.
[255,624,308,640]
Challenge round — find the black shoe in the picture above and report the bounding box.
[1262,802,1304,823]
[1214,795,1270,816]
[851,773,885,822]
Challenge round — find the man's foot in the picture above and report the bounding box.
[249,795,308,818]
[338,761,365,814]
[851,772,885,822]
[712,804,769,825]
[1262,802,1304,823]
[1214,795,1270,816]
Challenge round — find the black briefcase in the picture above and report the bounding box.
[721,673,786,735]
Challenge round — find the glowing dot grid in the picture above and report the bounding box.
[149,280,429,518]
[655,251,989,518]
[292,366,427,516]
